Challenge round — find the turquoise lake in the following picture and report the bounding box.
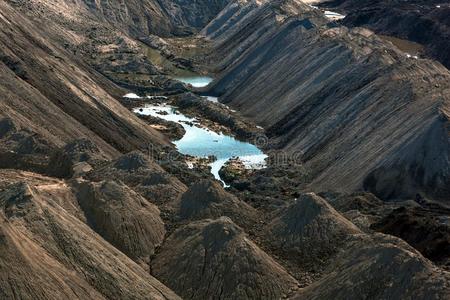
[134,103,266,184]
[174,76,214,88]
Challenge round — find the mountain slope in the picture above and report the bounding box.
[152,217,299,299]
[294,234,450,299]
[0,1,169,159]
[264,193,360,271]
[178,179,259,228]
[321,0,450,70]
[79,0,232,37]
[205,0,450,202]
[0,171,180,299]
[73,180,166,267]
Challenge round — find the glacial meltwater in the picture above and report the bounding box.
[134,103,266,184]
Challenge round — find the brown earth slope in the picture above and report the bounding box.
[294,233,450,299]
[1,0,450,298]
[0,1,169,158]
[153,217,300,299]
[263,193,361,272]
[0,170,180,299]
[178,179,260,228]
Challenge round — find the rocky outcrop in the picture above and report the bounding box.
[138,114,186,140]
[321,191,396,231]
[0,118,55,174]
[204,0,450,202]
[47,138,111,178]
[152,217,299,299]
[179,180,259,228]
[0,176,180,299]
[173,92,264,140]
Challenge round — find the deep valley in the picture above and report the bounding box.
[0,0,449,299]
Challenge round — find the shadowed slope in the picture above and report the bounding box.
[80,0,232,36]
[153,217,299,299]
[73,180,166,267]
[179,180,259,228]
[263,193,360,274]
[294,233,450,300]
[205,0,450,202]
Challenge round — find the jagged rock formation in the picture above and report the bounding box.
[152,217,299,299]
[179,180,259,228]
[321,0,450,69]
[0,173,180,299]
[204,0,450,202]
[73,180,166,267]
[294,233,450,300]
[264,193,360,271]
